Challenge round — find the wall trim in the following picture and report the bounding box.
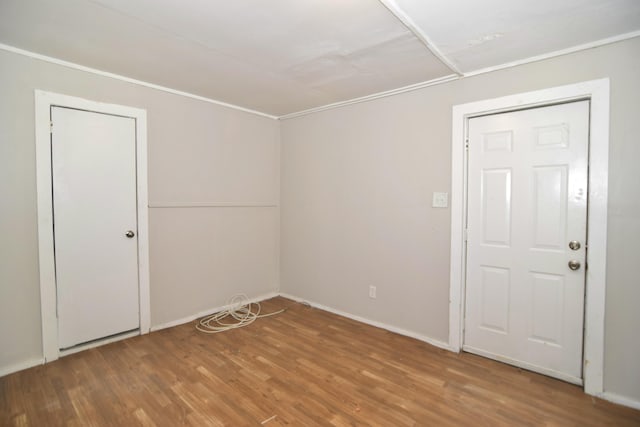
[148,202,278,209]
[3,34,638,121]
[278,33,638,120]
[0,43,277,120]
[279,293,453,352]
[449,79,610,396]
[0,358,44,378]
[600,392,640,411]
[6,291,640,411]
[150,291,280,332]
[463,30,640,78]
[278,74,459,120]
[35,90,152,363]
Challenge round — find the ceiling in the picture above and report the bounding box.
[0,0,639,117]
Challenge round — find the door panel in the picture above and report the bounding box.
[529,272,564,345]
[479,266,510,334]
[464,101,589,383]
[532,166,567,248]
[481,168,511,246]
[52,107,139,349]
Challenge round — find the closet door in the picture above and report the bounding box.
[52,106,140,349]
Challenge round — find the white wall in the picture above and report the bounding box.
[280,37,640,403]
[0,49,280,372]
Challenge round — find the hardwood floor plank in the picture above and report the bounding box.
[1,297,639,426]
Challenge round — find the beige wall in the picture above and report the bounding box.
[280,37,640,402]
[0,49,280,371]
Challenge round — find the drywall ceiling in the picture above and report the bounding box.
[392,0,640,72]
[0,0,639,116]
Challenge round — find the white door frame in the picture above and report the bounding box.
[35,90,151,362]
[449,79,609,396]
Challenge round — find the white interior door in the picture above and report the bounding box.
[464,101,589,384]
[52,106,140,349]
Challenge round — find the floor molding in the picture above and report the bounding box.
[279,292,453,352]
[149,291,280,332]
[600,392,640,411]
[0,357,44,378]
[6,299,635,424]
[5,292,640,412]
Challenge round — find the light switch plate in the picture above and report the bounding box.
[432,192,449,208]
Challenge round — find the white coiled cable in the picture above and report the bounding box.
[196,294,285,334]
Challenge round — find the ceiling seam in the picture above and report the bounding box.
[0,43,278,120]
[279,31,640,120]
[377,0,462,76]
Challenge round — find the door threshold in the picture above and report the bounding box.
[59,329,139,357]
[463,344,583,386]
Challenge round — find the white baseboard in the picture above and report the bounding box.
[0,357,44,378]
[600,391,640,411]
[6,293,640,412]
[150,291,280,332]
[278,292,453,352]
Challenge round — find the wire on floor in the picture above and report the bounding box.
[196,294,285,334]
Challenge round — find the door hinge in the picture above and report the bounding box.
[50,121,53,134]
[464,228,469,241]
[465,138,469,150]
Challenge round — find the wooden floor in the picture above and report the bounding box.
[2,297,639,426]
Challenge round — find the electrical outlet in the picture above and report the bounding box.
[369,286,377,299]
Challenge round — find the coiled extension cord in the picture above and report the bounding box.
[196,294,285,334]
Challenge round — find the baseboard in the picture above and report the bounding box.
[0,357,44,378]
[278,292,453,352]
[600,391,640,411]
[150,291,280,332]
[8,294,640,412]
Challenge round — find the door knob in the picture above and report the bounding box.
[568,260,581,271]
[568,240,581,250]
[125,230,135,238]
